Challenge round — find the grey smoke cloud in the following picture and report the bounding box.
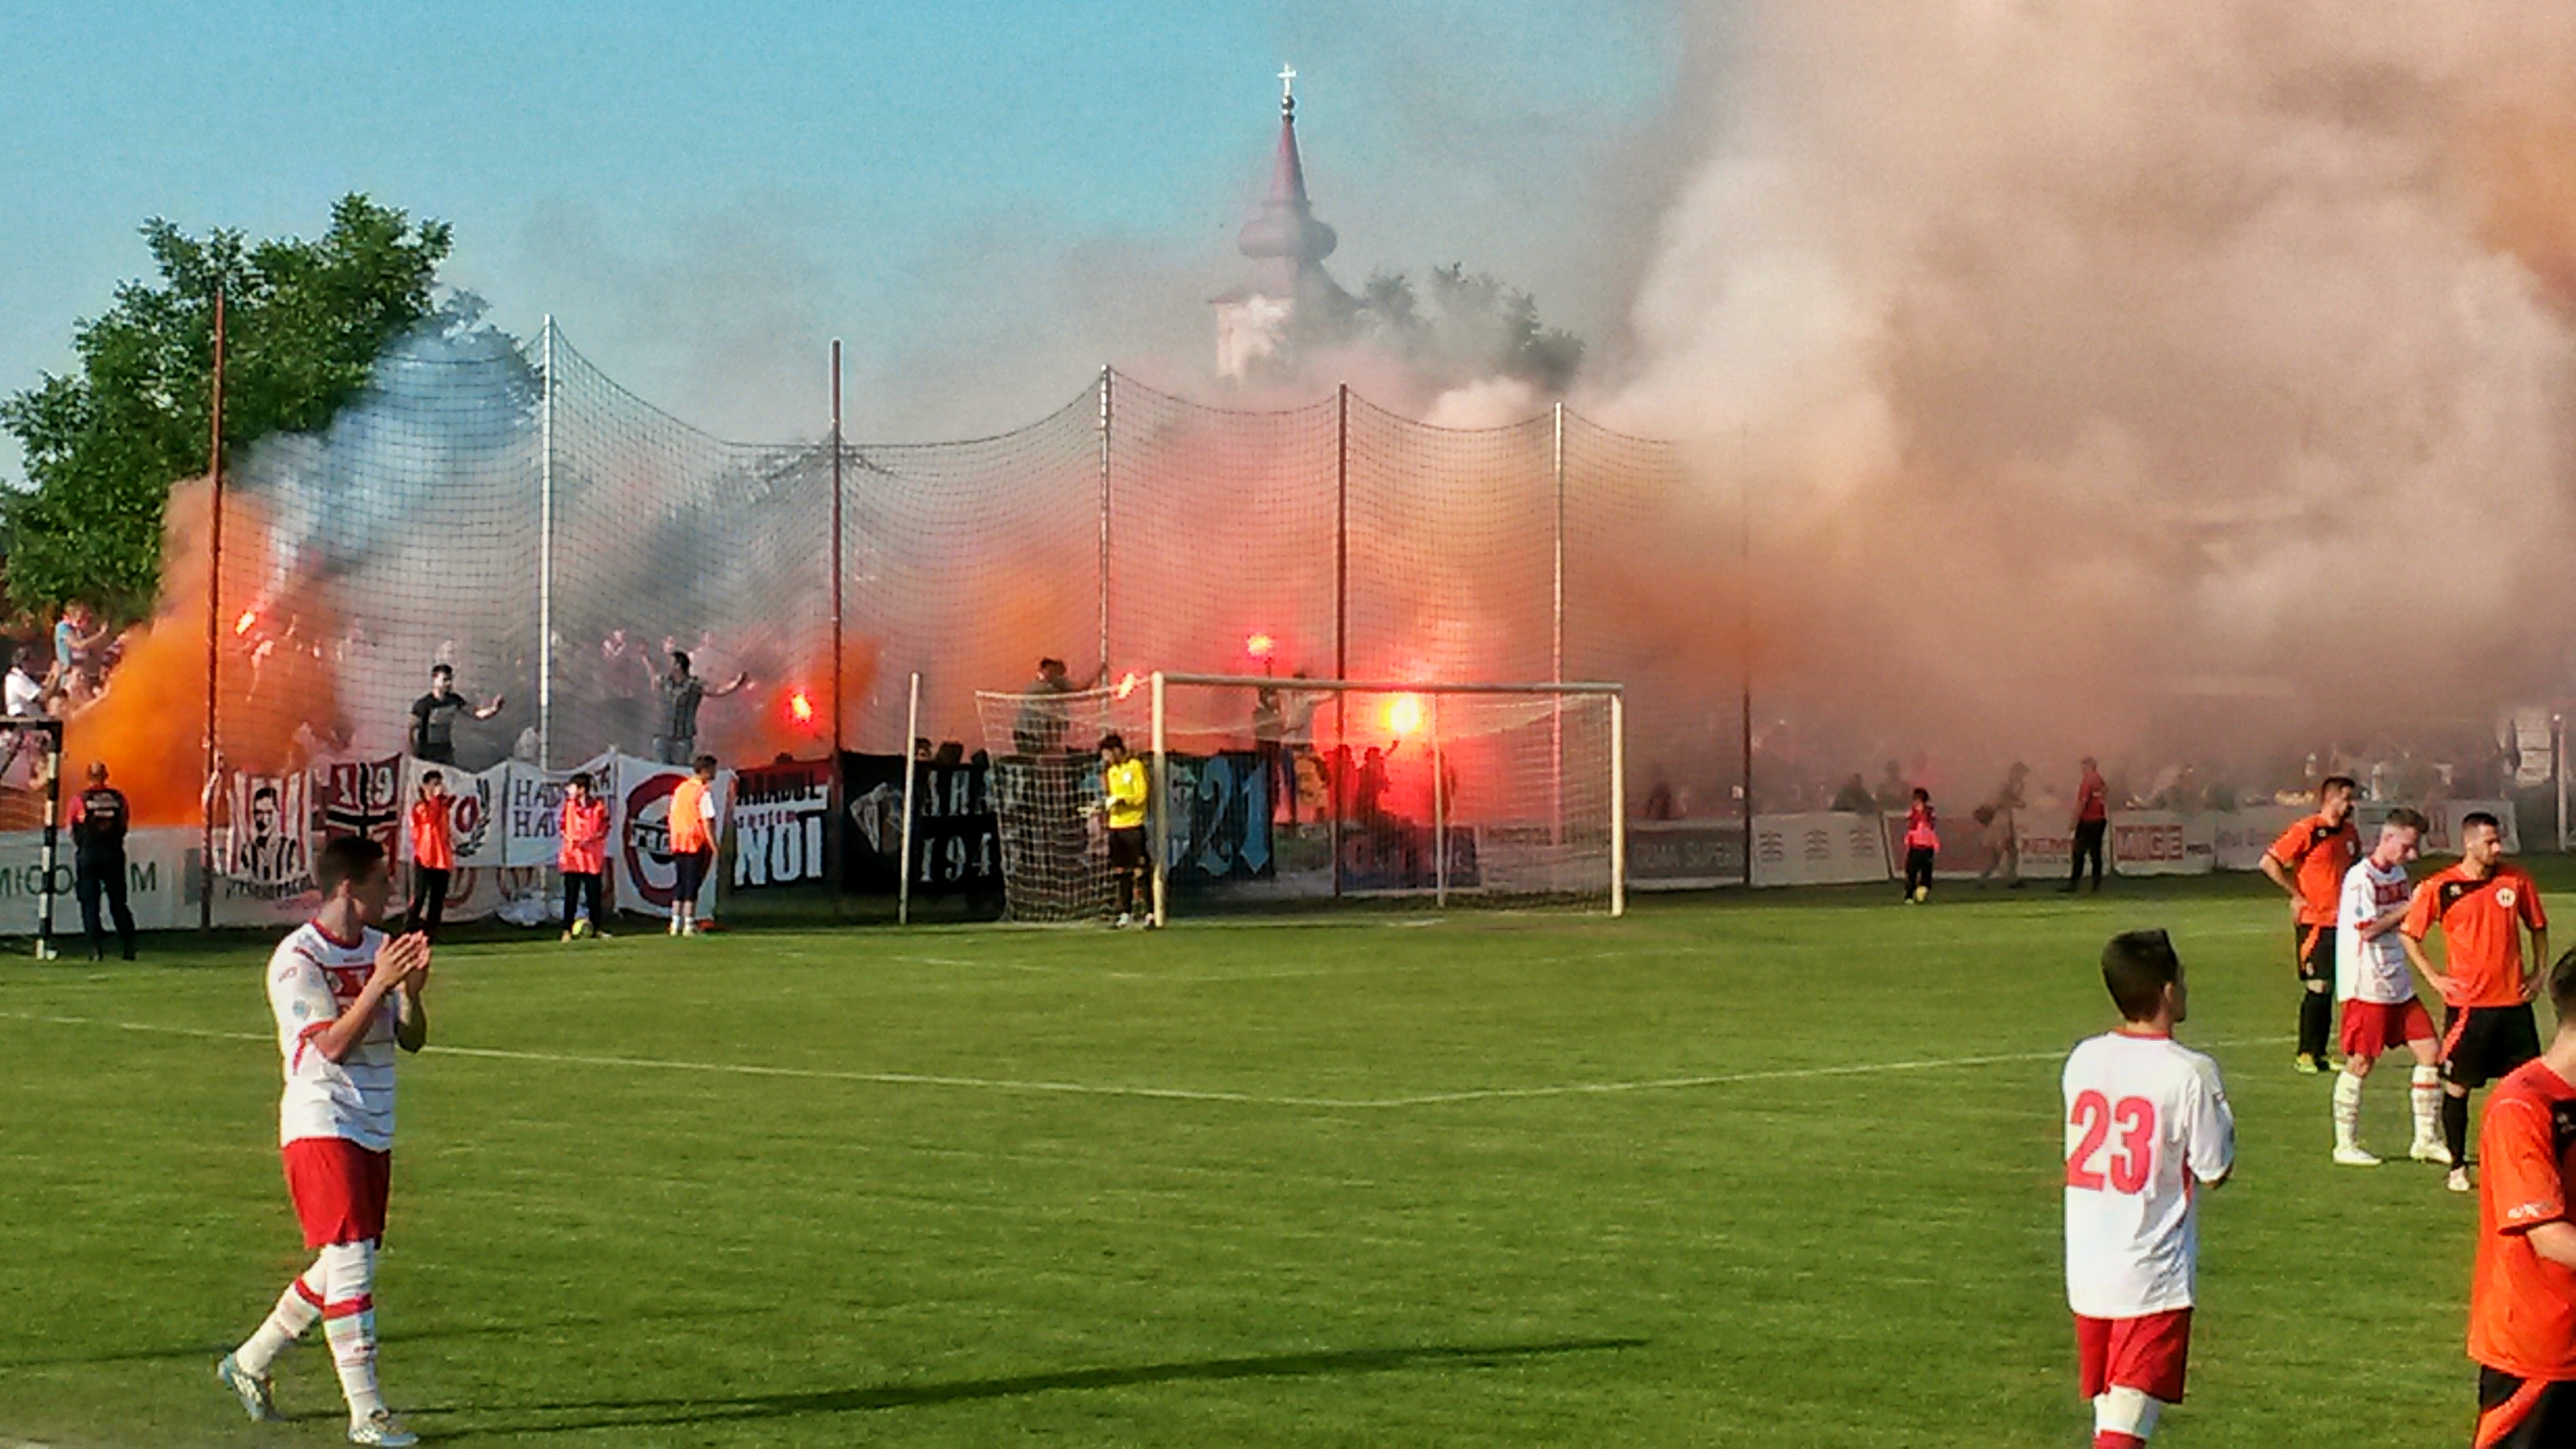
[1601,0,2576,772]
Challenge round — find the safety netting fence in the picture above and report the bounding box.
[39,319,1730,929]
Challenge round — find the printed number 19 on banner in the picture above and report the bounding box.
[2066,1090,2155,1193]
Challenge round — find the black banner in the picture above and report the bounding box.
[839,752,1003,905]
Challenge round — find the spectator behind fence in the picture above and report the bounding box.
[5,650,42,717]
[410,664,504,765]
[1830,773,1876,814]
[53,602,107,683]
[654,650,747,766]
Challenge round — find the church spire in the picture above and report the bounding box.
[1237,65,1335,264]
[1213,66,1354,382]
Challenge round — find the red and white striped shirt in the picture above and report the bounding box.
[267,922,399,1151]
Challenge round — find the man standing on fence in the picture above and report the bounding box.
[654,650,747,767]
[2064,756,2110,894]
[71,762,135,961]
[408,665,502,766]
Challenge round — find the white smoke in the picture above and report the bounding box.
[1601,0,2576,766]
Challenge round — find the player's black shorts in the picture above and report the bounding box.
[2476,1366,2576,1447]
[673,846,713,904]
[1106,826,1147,872]
[2294,924,2336,983]
[2442,1005,2541,1091]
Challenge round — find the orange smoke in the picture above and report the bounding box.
[2465,96,2576,316]
[62,477,343,823]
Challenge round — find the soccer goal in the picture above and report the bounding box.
[0,718,69,957]
[975,675,1623,925]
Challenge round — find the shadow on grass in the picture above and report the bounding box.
[444,1336,1647,1437]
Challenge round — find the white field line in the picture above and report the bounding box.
[0,1009,2289,1111]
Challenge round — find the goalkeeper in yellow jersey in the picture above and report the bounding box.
[1096,734,1152,928]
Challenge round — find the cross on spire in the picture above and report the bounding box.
[1279,64,1297,115]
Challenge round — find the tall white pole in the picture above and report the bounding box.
[1551,402,1565,858]
[1097,365,1113,684]
[1610,691,1627,918]
[898,671,921,925]
[1150,670,1169,927]
[537,315,556,769]
[2557,711,2567,853]
[1432,694,1447,908]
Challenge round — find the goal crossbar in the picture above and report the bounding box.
[1155,673,1623,697]
[1144,672,1626,926]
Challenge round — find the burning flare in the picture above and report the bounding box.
[1383,693,1425,738]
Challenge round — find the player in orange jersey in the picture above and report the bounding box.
[2260,775,2360,1075]
[2465,947,2576,1446]
[2405,812,2549,1193]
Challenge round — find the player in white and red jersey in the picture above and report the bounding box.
[2331,807,2442,1167]
[215,834,431,1447]
[2064,929,2237,1449]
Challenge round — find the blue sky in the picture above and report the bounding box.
[0,1,1680,459]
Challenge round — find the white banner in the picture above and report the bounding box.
[1750,811,1892,887]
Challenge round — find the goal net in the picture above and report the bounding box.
[0,719,69,957]
[975,675,1623,923]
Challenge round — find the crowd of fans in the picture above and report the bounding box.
[4,601,124,721]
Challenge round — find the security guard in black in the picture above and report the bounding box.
[70,762,134,960]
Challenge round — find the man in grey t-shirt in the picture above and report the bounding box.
[653,649,747,766]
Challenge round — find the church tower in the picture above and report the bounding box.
[1214,68,1357,383]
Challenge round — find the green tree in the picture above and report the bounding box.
[0,194,451,617]
[1354,264,1584,396]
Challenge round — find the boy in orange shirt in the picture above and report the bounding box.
[402,771,455,939]
[557,770,609,942]
[666,754,718,937]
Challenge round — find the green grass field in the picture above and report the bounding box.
[2,866,2552,1447]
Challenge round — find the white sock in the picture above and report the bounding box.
[2333,1069,2365,1151]
[234,1261,326,1374]
[318,1241,387,1421]
[2095,1386,2160,1439]
[2412,1065,2443,1147]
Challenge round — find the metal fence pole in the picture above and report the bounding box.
[829,342,846,918]
[1551,402,1565,855]
[537,316,555,769]
[199,286,227,931]
[1331,383,1348,900]
[1097,365,1113,684]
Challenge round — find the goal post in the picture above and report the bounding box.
[1150,673,1626,924]
[974,675,1624,924]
